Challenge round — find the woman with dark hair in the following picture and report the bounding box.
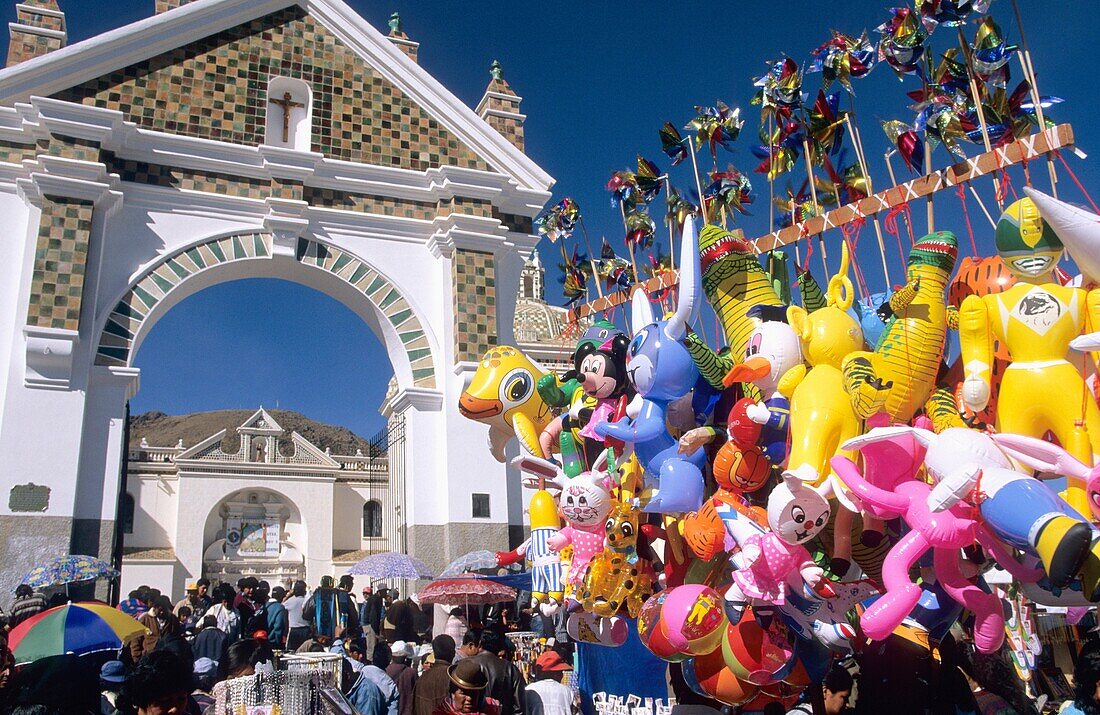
[285,580,310,651]
[432,660,500,715]
[1064,644,1100,715]
[116,651,192,715]
[223,638,273,679]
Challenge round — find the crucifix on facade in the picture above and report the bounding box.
[269,91,305,143]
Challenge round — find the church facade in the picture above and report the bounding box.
[0,0,555,599]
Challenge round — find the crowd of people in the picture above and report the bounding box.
[0,574,579,715]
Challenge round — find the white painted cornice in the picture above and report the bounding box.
[387,386,444,414]
[0,0,554,192]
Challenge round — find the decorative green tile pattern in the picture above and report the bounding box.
[52,7,490,171]
[0,141,38,164]
[437,196,492,218]
[38,135,101,162]
[304,187,436,219]
[27,197,95,331]
[296,237,436,387]
[452,249,496,362]
[95,232,437,389]
[103,151,273,198]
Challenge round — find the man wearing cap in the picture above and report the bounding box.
[415,635,456,715]
[433,659,501,715]
[174,582,207,621]
[99,660,127,715]
[524,651,574,715]
[387,640,419,715]
[191,657,219,712]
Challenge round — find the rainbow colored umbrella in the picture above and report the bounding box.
[8,602,148,665]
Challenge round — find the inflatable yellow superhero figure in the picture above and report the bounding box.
[458,346,553,461]
[959,197,1100,515]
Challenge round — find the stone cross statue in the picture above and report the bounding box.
[388,12,402,35]
[269,91,305,143]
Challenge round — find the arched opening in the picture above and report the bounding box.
[362,500,382,538]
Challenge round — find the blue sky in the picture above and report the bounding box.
[3,1,1096,438]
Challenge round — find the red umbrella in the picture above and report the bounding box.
[417,576,516,606]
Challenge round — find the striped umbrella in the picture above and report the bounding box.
[8,602,147,665]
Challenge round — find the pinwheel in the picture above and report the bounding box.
[664,186,699,230]
[882,119,925,172]
[558,247,592,305]
[624,210,656,250]
[753,58,805,121]
[774,185,822,228]
[971,16,1018,88]
[704,166,753,218]
[635,156,665,203]
[684,101,744,164]
[809,31,877,93]
[913,89,971,159]
[534,197,581,243]
[975,81,1063,146]
[607,169,642,209]
[877,7,927,78]
[806,90,847,163]
[822,152,870,204]
[916,0,991,32]
[752,119,804,179]
[644,249,676,302]
[598,238,634,290]
[908,49,970,101]
[659,122,689,166]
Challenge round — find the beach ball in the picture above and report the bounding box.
[661,584,728,655]
[682,646,760,705]
[721,611,797,685]
[638,592,687,662]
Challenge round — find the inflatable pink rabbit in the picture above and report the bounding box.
[512,451,612,591]
[831,453,1006,653]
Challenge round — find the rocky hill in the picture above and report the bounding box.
[129,409,377,457]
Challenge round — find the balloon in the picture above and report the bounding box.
[594,219,706,514]
[960,195,1100,516]
[638,592,688,662]
[712,441,771,493]
[660,585,728,655]
[721,610,797,686]
[459,346,554,461]
[841,231,958,423]
[683,646,760,705]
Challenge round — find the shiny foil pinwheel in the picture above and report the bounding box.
[704,166,753,219]
[806,90,847,164]
[534,197,581,243]
[753,57,805,122]
[877,7,927,78]
[664,186,699,231]
[809,31,877,94]
[971,16,1017,88]
[659,122,689,166]
[916,0,991,32]
[557,247,592,305]
[882,119,926,172]
[752,119,804,179]
[685,101,744,165]
[599,238,634,290]
[624,210,657,250]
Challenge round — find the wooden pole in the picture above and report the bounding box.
[1010,0,1059,197]
[844,114,891,288]
[768,113,776,234]
[577,219,604,298]
[801,137,830,276]
[968,185,998,229]
[957,27,1004,211]
[884,149,917,242]
[687,137,709,226]
[619,201,641,284]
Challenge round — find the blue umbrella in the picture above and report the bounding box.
[16,555,118,592]
[440,550,499,578]
[348,551,434,580]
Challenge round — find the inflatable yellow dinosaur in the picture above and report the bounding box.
[459,346,553,461]
[842,231,959,422]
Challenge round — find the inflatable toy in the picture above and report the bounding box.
[595,218,706,513]
[658,584,728,655]
[959,196,1100,515]
[682,646,760,705]
[720,609,798,685]
[522,488,564,607]
[842,231,958,422]
[1027,186,1100,285]
[722,473,832,623]
[722,318,802,465]
[688,226,783,391]
[512,452,612,591]
[638,591,688,661]
[459,346,553,461]
[831,454,1005,652]
[579,499,657,619]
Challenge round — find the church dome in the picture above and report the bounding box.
[514,297,575,344]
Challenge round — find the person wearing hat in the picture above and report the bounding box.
[414,635,456,715]
[191,657,218,712]
[432,659,500,715]
[387,640,419,715]
[524,651,575,715]
[99,660,127,715]
[174,581,207,622]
